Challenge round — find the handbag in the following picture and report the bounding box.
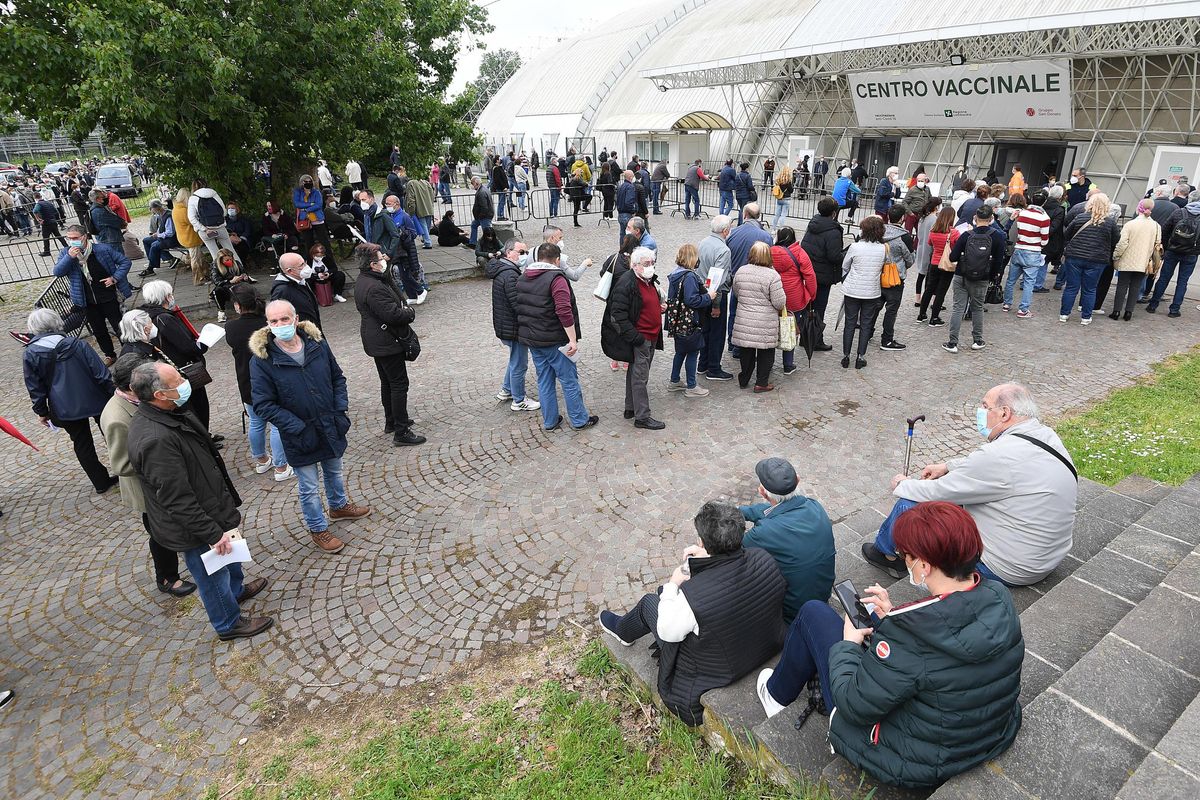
[881,259,901,289]
[314,280,334,307]
[294,214,312,232]
[936,238,955,272]
[772,184,783,200]
[778,307,797,352]
[402,328,421,361]
[1149,242,1164,275]
[593,254,617,300]
[122,232,144,260]
[179,359,213,389]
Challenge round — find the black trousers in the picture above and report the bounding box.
[56,415,110,490]
[919,269,955,319]
[1094,264,1115,309]
[186,385,211,430]
[41,220,68,255]
[811,284,833,345]
[142,513,181,584]
[1112,272,1143,316]
[571,199,583,226]
[738,347,775,388]
[612,591,660,643]
[843,296,880,357]
[872,283,904,344]
[65,299,122,358]
[914,271,926,296]
[375,353,411,429]
[212,285,232,312]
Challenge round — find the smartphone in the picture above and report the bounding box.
[834,579,873,630]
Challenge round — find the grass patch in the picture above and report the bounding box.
[74,754,117,793]
[201,634,825,800]
[1057,347,1200,485]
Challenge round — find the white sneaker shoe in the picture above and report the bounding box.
[684,386,710,398]
[274,464,295,481]
[216,311,227,323]
[1059,314,1069,322]
[495,390,513,401]
[757,669,786,718]
[510,399,541,412]
[415,290,428,305]
[253,458,272,474]
[667,381,686,392]
[1081,317,1092,326]
[333,294,347,303]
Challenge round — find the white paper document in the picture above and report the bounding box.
[705,267,725,293]
[198,323,226,348]
[558,344,580,363]
[200,539,253,575]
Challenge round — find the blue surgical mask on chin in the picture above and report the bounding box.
[976,407,991,439]
[170,379,192,407]
[273,324,296,341]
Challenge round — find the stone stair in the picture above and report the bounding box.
[603,473,1200,799]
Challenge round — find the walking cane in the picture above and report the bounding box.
[903,415,926,476]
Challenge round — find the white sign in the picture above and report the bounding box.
[850,60,1073,131]
[1146,146,1200,194]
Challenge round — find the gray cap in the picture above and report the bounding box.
[755,457,798,495]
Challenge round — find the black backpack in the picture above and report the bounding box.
[196,195,225,227]
[1167,211,1200,252]
[959,229,994,281]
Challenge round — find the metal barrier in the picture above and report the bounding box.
[34,275,91,337]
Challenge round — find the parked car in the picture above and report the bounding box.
[93,162,143,198]
[43,161,72,175]
[0,168,21,184]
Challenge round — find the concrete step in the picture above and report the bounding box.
[1116,694,1200,799]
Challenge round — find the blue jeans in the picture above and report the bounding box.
[684,185,700,217]
[468,217,491,246]
[1004,249,1043,312]
[698,293,727,374]
[719,190,734,216]
[501,339,529,402]
[875,497,1013,585]
[438,180,451,203]
[1034,258,1050,290]
[1149,251,1199,314]
[529,345,590,429]
[651,181,662,213]
[670,348,699,388]
[773,198,790,229]
[617,212,633,246]
[515,181,527,210]
[765,600,841,711]
[182,546,244,634]
[244,403,286,468]
[294,457,348,531]
[411,214,432,248]
[549,188,560,217]
[726,290,740,353]
[495,191,508,219]
[1059,257,1106,319]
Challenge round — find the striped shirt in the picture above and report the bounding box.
[1012,206,1051,252]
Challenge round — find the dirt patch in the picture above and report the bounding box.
[499,597,549,626]
[834,399,860,416]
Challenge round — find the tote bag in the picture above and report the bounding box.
[778,308,797,352]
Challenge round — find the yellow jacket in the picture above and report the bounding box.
[571,159,591,183]
[172,203,201,248]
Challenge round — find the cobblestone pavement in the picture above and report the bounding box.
[1,205,1199,798]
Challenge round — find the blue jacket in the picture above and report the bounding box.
[718,165,737,192]
[874,178,899,213]
[726,220,772,276]
[740,496,835,622]
[615,180,639,214]
[734,170,755,203]
[640,231,657,252]
[292,186,326,225]
[249,321,350,468]
[666,267,712,332]
[89,204,125,245]
[23,332,114,421]
[54,242,133,307]
[833,176,860,207]
[387,206,421,238]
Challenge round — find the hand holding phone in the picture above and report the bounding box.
[834,579,873,630]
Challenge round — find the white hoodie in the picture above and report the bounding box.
[187,187,226,232]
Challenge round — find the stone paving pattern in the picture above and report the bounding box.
[1,198,1199,798]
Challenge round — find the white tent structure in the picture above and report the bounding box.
[475,0,1200,210]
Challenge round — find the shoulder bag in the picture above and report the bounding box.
[778,307,797,352]
[593,253,618,301]
[1010,433,1077,481]
[179,359,213,389]
[936,236,956,272]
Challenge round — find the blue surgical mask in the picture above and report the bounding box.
[170,379,192,407]
[228,210,238,219]
[273,324,296,341]
[976,407,991,439]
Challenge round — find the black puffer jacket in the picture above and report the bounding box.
[601,268,663,363]
[353,265,415,358]
[486,256,521,341]
[141,304,204,367]
[802,214,846,286]
[1064,215,1119,265]
[1043,201,1066,262]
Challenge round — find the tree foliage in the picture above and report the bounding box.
[471,48,523,95]
[0,0,490,197]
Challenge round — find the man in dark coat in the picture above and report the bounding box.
[601,246,664,430]
[127,361,273,641]
[487,239,539,413]
[800,198,845,351]
[599,501,787,726]
[251,300,371,553]
[733,162,756,224]
[491,161,510,220]
[270,252,322,330]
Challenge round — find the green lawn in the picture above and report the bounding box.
[1057,347,1200,485]
[201,641,824,800]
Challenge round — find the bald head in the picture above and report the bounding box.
[742,202,761,220]
[279,252,306,277]
[980,383,1039,441]
[623,170,634,182]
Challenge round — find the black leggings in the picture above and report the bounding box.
[914,271,926,296]
[842,297,880,358]
[737,347,775,388]
[919,269,955,319]
[571,200,583,226]
[375,353,411,429]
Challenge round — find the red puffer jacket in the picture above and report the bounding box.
[770,243,817,311]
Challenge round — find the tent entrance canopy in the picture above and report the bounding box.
[597,110,732,133]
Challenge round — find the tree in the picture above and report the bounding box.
[0,0,490,199]
[465,49,522,123]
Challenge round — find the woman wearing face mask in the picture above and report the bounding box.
[308,243,347,303]
[119,309,169,362]
[261,200,298,260]
[292,173,338,274]
[210,248,254,322]
[756,501,1023,790]
[352,243,426,446]
[138,279,218,436]
[224,201,253,266]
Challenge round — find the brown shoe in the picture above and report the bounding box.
[753,384,775,393]
[236,577,269,604]
[217,615,274,641]
[328,502,371,522]
[310,529,345,553]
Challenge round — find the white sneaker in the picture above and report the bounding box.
[1059,314,1069,323]
[273,464,295,481]
[1081,318,1092,326]
[495,390,513,401]
[510,399,541,412]
[216,311,227,323]
[253,458,272,474]
[415,290,428,305]
[666,381,686,392]
[684,386,710,398]
[757,669,786,718]
[334,294,347,303]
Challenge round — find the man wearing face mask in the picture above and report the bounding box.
[127,361,274,641]
[382,194,427,304]
[901,173,932,234]
[250,300,371,553]
[270,252,322,330]
[53,223,133,364]
[861,383,1077,587]
[601,246,665,430]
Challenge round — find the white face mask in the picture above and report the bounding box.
[360,201,372,210]
[917,181,928,189]
[907,560,928,591]
[298,265,314,280]
[640,264,655,281]
[148,324,159,340]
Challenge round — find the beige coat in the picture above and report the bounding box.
[730,264,786,349]
[1113,214,1161,273]
[99,393,145,512]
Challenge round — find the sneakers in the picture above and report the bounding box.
[666,381,686,392]
[495,389,513,401]
[1169,311,1182,318]
[412,290,428,305]
[217,615,275,641]
[705,370,734,381]
[684,386,710,398]
[1016,310,1034,318]
[329,502,371,521]
[971,340,986,350]
[610,360,621,371]
[310,529,346,553]
[216,311,227,323]
[333,294,348,303]
[137,267,156,277]
[861,542,907,579]
[915,314,927,323]
[1081,318,1092,326]
[1002,304,1011,312]
[782,365,798,375]
[393,429,427,446]
[274,464,295,481]
[880,340,906,351]
[757,669,786,718]
[253,457,272,474]
[1033,287,1050,293]
[1059,314,1069,322]
[942,342,959,353]
[510,399,541,411]
[598,610,633,646]
[928,317,946,327]
[573,415,600,430]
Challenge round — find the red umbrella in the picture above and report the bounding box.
[0,416,39,451]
